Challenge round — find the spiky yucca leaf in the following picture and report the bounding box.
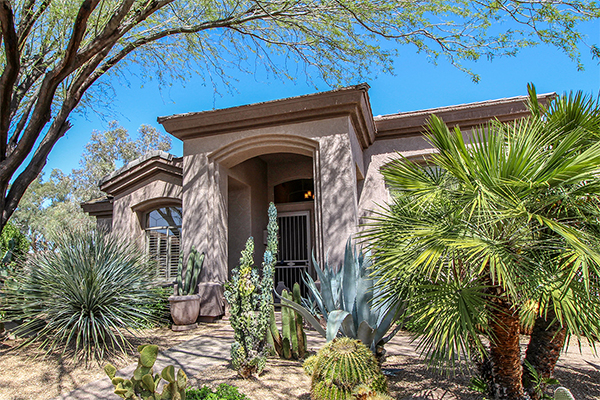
[4,229,158,362]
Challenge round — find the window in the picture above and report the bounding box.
[145,206,182,280]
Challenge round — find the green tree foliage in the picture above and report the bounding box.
[72,121,171,200]
[10,122,171,249]
[0,0,598,234]
[0,221,28,261]
[363,88,600,399]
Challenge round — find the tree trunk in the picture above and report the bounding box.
[522,307,566,400]
[489,297,526,400]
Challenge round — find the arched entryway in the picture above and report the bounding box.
[209,135,320,290]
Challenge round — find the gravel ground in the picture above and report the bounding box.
[1,323,598,400]
[0,325,204,400]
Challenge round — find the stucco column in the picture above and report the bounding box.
[182,153,226,318]
[315,133,359,268]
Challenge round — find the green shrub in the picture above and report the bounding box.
[186,384,250,400]
[136,285,173,328]
[4,229,159,361]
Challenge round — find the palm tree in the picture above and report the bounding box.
[364,87,600,400]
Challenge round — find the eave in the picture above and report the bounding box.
[375,93,556,139]
[99,151,183,196]
[158,84,376,149]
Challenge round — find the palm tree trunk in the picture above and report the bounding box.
[489,297,525,400]
[522,306,566,400]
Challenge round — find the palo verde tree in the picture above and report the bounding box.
[0,0,599,233]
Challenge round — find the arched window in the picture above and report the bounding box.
[145,206,182,280]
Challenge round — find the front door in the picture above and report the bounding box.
[276,210,311,296]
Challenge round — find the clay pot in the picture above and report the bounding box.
[168,294,201,330]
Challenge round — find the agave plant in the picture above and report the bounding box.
[279,238,399,355]
[4,229,159,362]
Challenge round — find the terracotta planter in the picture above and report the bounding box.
[168,294,201,331]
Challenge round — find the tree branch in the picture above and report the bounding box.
[0,0,20,161]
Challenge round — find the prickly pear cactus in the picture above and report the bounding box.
[224,203,278,378]
[310,338,389,400]
[554,387,575,400]
[105,344,188,399]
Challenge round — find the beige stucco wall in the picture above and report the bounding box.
[110,173,182,247]
[180,115,365,287]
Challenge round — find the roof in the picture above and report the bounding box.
[158,84,376,149]
[374,93,556,139]
[99,151,183,195]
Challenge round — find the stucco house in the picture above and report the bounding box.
[82,83,553,320]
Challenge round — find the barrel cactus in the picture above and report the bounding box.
[310,337,389,400]
[352,385,395,400]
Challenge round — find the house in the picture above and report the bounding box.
[81,83,553,320]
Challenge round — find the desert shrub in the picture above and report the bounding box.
[135,285,173,328]
[4,229,159,361]
[186,383,250,400]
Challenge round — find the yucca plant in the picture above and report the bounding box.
[4,229,159,362]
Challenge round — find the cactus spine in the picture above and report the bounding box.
[267,282,307,359]
[104,344,188,400]
[224,203,278,378]
[175,247,205,296]
[309,338,389,400]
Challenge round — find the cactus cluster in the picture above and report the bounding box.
[267,282,307,359]
[105,344,188,400]
[175,247,205,296]
[224,203,278,378]
[307,337,389,400]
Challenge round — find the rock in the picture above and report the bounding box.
[401,388,458,400]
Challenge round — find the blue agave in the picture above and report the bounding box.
[280,238,399,354]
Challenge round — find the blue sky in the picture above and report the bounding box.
[45,20,600,174]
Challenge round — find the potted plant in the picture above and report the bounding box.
[169,247,205,331]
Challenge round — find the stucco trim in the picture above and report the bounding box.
[374,93,556,139]
[209,134,319,169]
[158,84,375,149]
[100,154,183,196]
[130,197,182,213]
[80,196,113,218]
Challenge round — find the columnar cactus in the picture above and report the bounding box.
[266,282,307,359]
[175,247,205,296]
[309,337,389,400]
[104,344,188,400]
[224,203,278,378]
